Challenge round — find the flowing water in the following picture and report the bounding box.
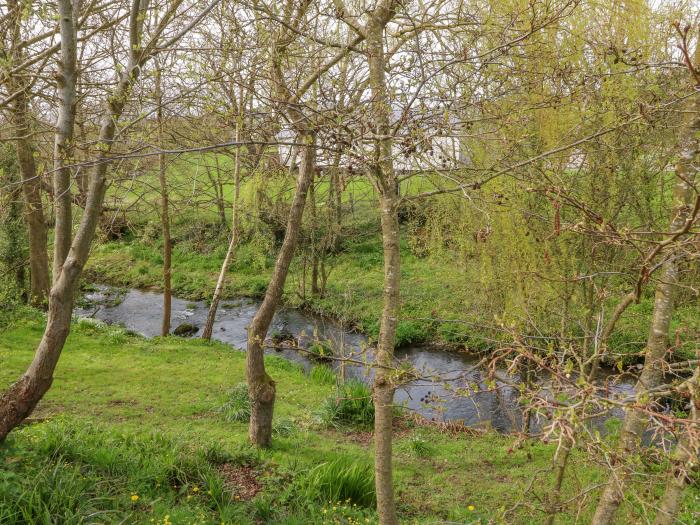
[75,285,637,433]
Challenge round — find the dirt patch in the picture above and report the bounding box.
[107,398,138,407]
[218,464,262,501]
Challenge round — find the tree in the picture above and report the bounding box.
[591,26,700,525]
[2,0,51,307]
[0,0,220,441]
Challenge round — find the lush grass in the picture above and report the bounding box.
[3,313,699,523]
[322,380,375,429]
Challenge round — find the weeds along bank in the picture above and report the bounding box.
[86,164,700,364]
[3,313,700,524]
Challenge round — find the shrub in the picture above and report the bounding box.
[395,320,430,347]
[322,380,374,428]
[219,383,251,423]
[298,456,376,508]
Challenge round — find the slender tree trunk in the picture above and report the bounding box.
[366,5,400,523]
[203,122,242,341]
[591,83,700,525]
[7,0,49,307]
[543,434,573,525]
[652,368,700,525]
[155,65,171,336]
[0,0,149,441]
[52,0,79,282]
[246,133,315,447]
[12,107,50,307]
[214,155,227,230]
[374,188,400,525]
[309,171,319,297]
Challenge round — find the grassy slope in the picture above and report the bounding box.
[90,153,700,360]
[2,314,699,524]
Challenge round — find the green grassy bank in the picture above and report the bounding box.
[2,312,699,523]
[85,228,700,363]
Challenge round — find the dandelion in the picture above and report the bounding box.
[468,505,475,512]
[131,494,139,502]
[192,486,199,492]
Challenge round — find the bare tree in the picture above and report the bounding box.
[0,0,220,441]
[3,0,51,306]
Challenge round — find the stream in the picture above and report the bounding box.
[75,285,638,434]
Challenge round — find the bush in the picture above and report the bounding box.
[297,456,376,508]
[219,383,251,423]
[322,380,374,428]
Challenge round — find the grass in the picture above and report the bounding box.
[322,380,375,429]
[2,311,700,523]
[218,383,251,423]
[297,456,376,508]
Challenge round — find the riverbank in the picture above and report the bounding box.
[4,312,696,523]
[84,230,695,364]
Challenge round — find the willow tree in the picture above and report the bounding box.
[591,27,700,525]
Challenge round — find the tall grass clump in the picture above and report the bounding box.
[310,364,336,385]
[0,418,225,524]
[219,383,251,422]
[298,456,376,508]
[322,379,374,428]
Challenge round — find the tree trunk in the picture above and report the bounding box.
[309,171,319,297]
[203,122,242,341]
[52,0,79,282]
[246,133,315,447]
[652,368,700,525]
[590,79,700,525]
[12,110,50,307]
[0,0,149,441]
[543,434,573,525]
[366,5,400,523]
[374,189,400,525]
[7,0,50,307]
[155,65,171,337]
